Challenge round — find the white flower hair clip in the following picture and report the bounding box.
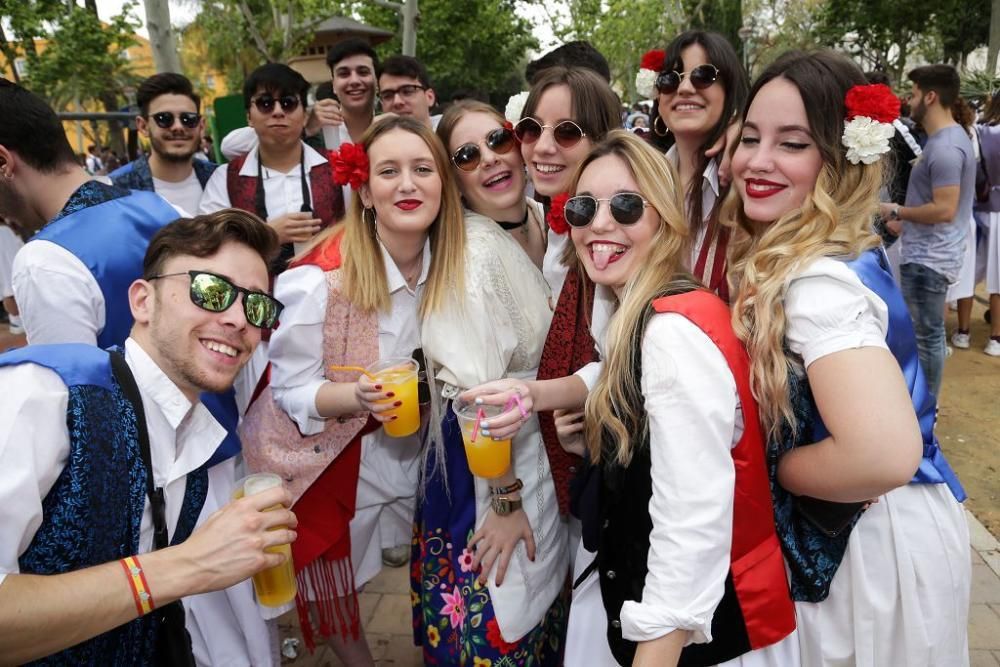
[634,49,665,99]
[504,91,530,124]
[842,84,900,165]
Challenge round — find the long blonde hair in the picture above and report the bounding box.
[581,131,700,466]
[723,51,884,441]
[300,115,465,314]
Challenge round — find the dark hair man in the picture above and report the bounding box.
[525,40,612,84]
[200,63,344,272]
[0,211,296,665]
[879,64,976,397]
[0,78,179,347]
[110,73,216,214]
[377,54,438,127]
[222,39,378,161]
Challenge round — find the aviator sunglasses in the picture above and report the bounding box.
[150,111,201,129]
[655,64,720,95]
[564,192,652,228]
[451,127,516,172]
[250,94,301,115]
[513,117,587,148]
[147,271,284,329]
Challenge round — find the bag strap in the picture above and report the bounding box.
[109,349,170,551]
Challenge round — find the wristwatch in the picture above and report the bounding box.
[491,495,523,516]
[889,205,901,220]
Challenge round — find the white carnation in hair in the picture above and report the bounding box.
[505,91,530,123]
[842,116,896,165]
[635,68,657,100]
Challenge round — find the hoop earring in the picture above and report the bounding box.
[653,115,669,137]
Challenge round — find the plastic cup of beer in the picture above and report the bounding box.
[366,357,420,438]
[454,400,512,479]
[231,473,297,607]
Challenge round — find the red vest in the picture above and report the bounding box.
[598,289,795,666]
[225,151,344,228]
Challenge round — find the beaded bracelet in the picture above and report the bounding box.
[489,478,523,496]
[120,555,155,616]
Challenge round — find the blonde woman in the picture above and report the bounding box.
[410,101,567,666]
[725,51,969,665]
[239,114,464,665]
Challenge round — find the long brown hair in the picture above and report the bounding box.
[722,51,883,440]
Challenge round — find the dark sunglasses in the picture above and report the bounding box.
[655,64,720,95]
[564,193,651,228]
[251,94,301,115]
[148,271,284,329]
[151,111,201,129]
[451,127,516,172]
[513,117,587,148]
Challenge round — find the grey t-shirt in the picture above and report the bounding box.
[901,124,976,281]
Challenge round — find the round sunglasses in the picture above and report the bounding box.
[147,270,284,329]
[513,117,587,148]
[250,94,301,115]
[564,192,652,228]
[150,111,201,130]
[655,64,720,95]
[451,127,516,172]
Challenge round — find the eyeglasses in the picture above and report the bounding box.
[513,117,587,148]
[451,127,516,172]
[147,271,284,329]
[150,111,201,129]
[378,84,426,105]
[655,64,720,95]
[563,193,651,228]
[251,94,301,115]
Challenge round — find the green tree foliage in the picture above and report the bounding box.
[356,0,537,105]
[684,0,742,54]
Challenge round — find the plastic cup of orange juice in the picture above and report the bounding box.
[366,357,420,438]
[231,473,297,607]
[454,400,512,479]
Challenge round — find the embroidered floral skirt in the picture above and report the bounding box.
[410,405,567,666]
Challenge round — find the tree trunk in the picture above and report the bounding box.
[989,0,1000,76]
[401,0,418,56]
[0,22,21,84]
[143,0,182,73]
[100,90,126,157]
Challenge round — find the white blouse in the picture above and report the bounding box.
[784,257,889,368]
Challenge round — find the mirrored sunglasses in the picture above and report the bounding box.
[513,117,587,148]
[148,270,284,329]
[655,64,720,95]
[563,193,651,228]
[451,127,516,172]
[151,111,201,129]
[251,94,301,115]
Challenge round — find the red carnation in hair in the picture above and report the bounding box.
[640,49,666,72]
[328,142,369,189]
[844,84,900,124]
[503,120,514,131]
[547,192,570,235]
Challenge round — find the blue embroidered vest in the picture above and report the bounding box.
[772,248,966,602]
[33,189,241,465]
[1,344,208,666]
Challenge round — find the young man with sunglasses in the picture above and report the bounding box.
[200,63,343,272]
[110,73,216,215]
[0,78,181,348]
[0,211,295,665]
[377,55,439,128]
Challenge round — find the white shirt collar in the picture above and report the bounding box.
[239,141,329,177]
[380,238,432,296]
[124,337,194,429]
[665,145,721,218]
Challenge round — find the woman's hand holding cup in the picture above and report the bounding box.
[459,378,533,440]
[355,377,401,424]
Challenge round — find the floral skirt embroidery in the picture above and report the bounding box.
[410,405,567,666]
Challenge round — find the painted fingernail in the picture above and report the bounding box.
[393,401,402,407]
[480,420,489,428]
[391,416,398,421]
[481,429,491,437]
[475,397,484,405]
[386,392,395,398]
[375,384,382,390]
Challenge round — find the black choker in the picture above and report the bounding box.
[497,210,529,231]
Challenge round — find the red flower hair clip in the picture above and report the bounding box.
[547,192,570,235]
[636,49,666,99]
[640,49,666,73]
[841,84,900,165]
[328,142,369,189]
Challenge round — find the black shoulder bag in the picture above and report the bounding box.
[110,351,197,667]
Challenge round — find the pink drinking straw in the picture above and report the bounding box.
[504,394,529,418]
[470,407,486,443]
